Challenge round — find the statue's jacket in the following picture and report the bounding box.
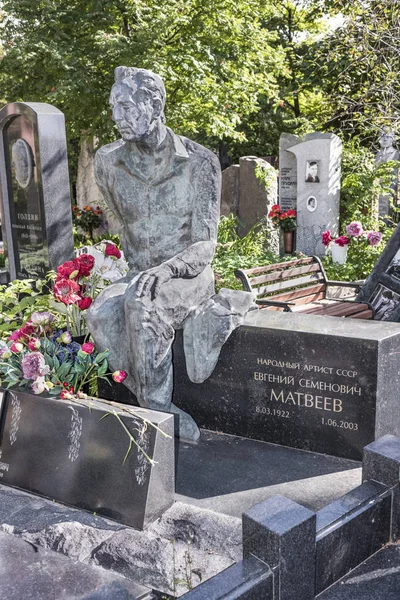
[94,128,221,280]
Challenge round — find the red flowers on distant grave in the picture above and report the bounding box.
[268,204,297,232]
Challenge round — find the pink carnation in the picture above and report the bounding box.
[334,236,350,247]
[367,231,383,246]
[346,221,363,237]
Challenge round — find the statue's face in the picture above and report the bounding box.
[110,83,155,142]
[380,133,394,149]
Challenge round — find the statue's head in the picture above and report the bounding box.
[379,127,395,149]
[109,66,166,143]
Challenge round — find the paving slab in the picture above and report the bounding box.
[176,430,361,517]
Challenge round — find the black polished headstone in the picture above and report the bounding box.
[0,102,74,280]
[0,389,174,529]
[171,312,400,460]
[243,495,316,600]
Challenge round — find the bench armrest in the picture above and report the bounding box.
[326,280,362,289]
[257,299,295,312]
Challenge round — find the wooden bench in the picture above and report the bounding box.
[235,256,374,319]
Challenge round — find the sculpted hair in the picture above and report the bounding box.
[112,66,166,123]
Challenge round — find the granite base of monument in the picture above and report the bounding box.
[0,389,174,529]
[100,311,400,461]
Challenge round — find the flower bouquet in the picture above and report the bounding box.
[51,242,129,337]
[322,222,383,265]
[268,205,297,232]
[0,311,126,397]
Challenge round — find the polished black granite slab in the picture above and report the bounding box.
[0,530,151,599]
[0,102,74,280]
[317,544,400,599]
[363,434,400,539]
[100,311,400,460]
[174,312,400,460]
[315,480,391,593]
[175,430,360,516]
[180,555,273,600]
[0,389,174,529]
[243,495,316,600]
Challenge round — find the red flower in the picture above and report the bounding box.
[112,370,127,383]
[105,243,121,259]
[321,230,333,247]
[19,322,36,338]
[57,261,79,280]
[78,296,93,310]
[74,254,95,277]
[286,210,296,217]
[8,329,24,342]
[54,279,81,305]
[270,204,280,212]
[335,235,350,247]
[81,342,95,354]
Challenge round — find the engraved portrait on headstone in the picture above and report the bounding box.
[11,139,34,189]
[305,161,320,183]
[87,67,254,441]
[370,284,400,321]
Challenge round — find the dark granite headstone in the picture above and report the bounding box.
[171,312,400,460]
[0,389,174,529]
[358,223,400,321]
[0,102,74,280]
[98,311,400,461]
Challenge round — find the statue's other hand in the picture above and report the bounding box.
[135,265,172,300]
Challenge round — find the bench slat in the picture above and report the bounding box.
[350,309,373,319]
[263,283,326,304]
[250,263,321,287]
[258,273,324,296]
[301,302,369,317]
[243,257,313,276]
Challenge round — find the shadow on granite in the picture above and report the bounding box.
[0,530,150,599]
[176,430,361,516]
[317,544,400,599]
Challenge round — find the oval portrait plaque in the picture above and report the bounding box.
[11,138,34,189]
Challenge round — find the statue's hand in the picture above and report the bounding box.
[136,265,173,300]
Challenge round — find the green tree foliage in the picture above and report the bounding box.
[0,0,283,150]
[318,0,400,139]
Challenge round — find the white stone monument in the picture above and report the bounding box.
[375,128,400,218]
[280,132,342,257]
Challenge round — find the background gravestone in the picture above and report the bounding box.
[278,133,298,211]
[374,129,400,219]
[282,133,342,257]
[0,102,74,281]
[220,156,279,252]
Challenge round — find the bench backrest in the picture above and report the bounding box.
[235,257,328,305]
